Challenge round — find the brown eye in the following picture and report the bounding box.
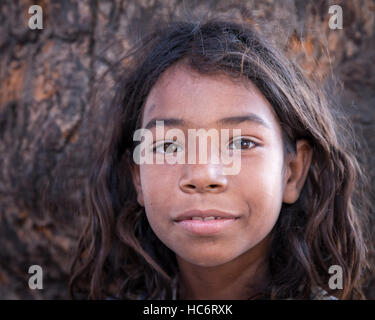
[228,137,257,150]
[153,141,183,154]
[163,142,177,153]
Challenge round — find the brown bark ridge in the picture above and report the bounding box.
[0,0,374,299]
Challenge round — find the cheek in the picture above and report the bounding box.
[237,151,284,236]
[139,165,178,229]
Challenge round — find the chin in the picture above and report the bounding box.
[196,261,228,267]
[183,253,234,268]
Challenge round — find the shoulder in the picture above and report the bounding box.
[310,287,338,300]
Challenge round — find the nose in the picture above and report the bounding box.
[179,164,228,194]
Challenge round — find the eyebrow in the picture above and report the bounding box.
[144,113,271,130]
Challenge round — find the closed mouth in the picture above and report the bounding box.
[178,216,238,221]
[173,209,239,222]
[173,213,239,235]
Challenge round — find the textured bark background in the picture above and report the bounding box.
[0,0,374,299]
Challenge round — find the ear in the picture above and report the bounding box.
[283,139,313,204]
[131,164,145,207]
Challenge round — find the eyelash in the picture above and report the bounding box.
[152,141,183,154]
[228,137,259,150]
[152,137,259,154]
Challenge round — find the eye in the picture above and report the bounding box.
[152,141,183,154]
[228,137,258,150]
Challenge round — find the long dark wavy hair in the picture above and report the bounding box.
[69,17,372,300]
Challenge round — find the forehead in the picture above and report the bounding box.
[142,62,281,131]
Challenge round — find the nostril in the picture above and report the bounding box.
[180,182,225,193]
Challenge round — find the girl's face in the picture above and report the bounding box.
[131,62,310,268]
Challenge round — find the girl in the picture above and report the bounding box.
[69,18,371,300]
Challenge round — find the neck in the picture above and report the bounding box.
[176,235,271,300]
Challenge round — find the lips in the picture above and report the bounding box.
[173,209,239,222]
[173,209,240,235]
